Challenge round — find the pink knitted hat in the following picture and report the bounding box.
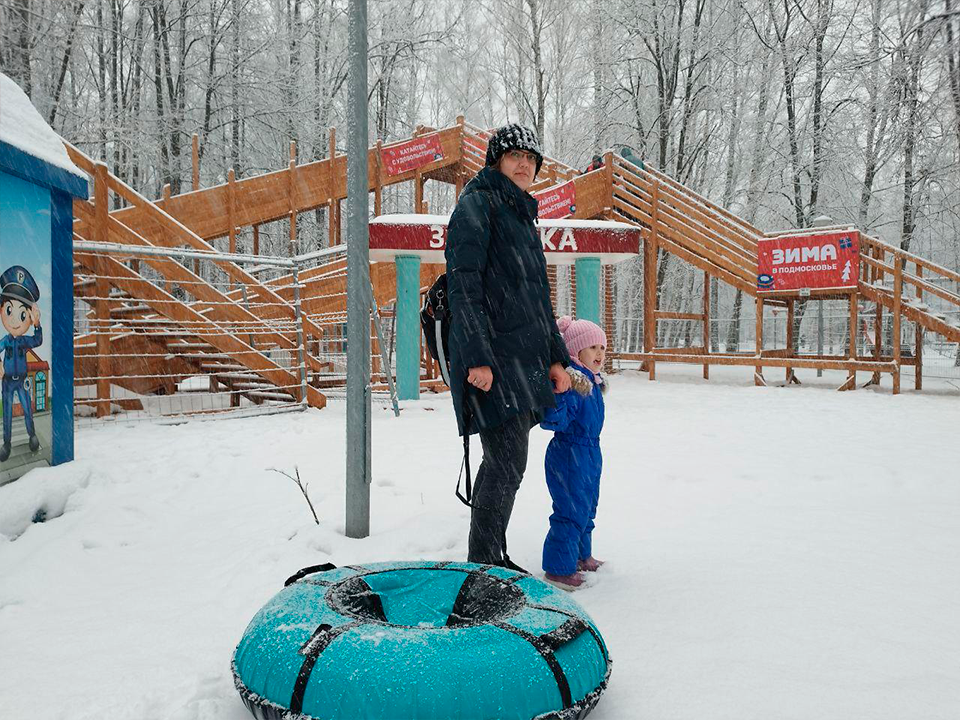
[556,316,607,364]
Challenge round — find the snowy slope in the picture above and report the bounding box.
[1,366,959,720]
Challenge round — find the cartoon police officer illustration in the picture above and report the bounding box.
[0,266,42,462]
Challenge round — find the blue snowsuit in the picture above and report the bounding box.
[541,363,604,576]
[1,325,42,444]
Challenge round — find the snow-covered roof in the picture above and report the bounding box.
[370,214,452,225]
[370,214,638,232]
[0,72,86,180]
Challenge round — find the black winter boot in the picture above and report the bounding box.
[28,435,40,452]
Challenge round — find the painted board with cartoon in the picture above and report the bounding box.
[0,172,53,478]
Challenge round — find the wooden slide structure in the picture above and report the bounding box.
[69,119,960,417]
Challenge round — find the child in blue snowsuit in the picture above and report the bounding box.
[541,316,607,590]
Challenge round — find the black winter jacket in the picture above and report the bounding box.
[445,166,568,436]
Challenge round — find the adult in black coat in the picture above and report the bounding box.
[445,123,571,567]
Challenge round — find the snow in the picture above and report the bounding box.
[0,72,87,180]
[534,218,637,232]
[370,213,637,233]
[1,365,959,719]
[371,213,452,225]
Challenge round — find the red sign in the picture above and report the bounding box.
[534,181,577,219]
[370,220,448,253]
[369,218,640,262]
[757,231,860,292]
[380,135,444,176]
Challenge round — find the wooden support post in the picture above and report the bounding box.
[161,183,172,292]
[848,289,858,389]
[415,171,425,213]
[873,292,882,386]
[786,298,795,384]
[289,140,298,256]
[454,116,466,199]
[916,325,924,391]
[192,133,200,191]
[94,163,111,418]
[253,224,260,256]
[334,198,341,245]
[328,127,339,245]
[893,258,902,394]
[702,272,710,380]
[916,264,923,390]
[374,140,383,217]
[603,151,615,213]
[755,296,764,385]
[644,182,660,381]
[227,168,236,255]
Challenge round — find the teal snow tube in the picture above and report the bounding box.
[232,561,611,720]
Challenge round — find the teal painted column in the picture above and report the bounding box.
[395,255,422,400]
[575,257,601,324]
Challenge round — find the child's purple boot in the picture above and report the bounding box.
[577,557,604,572]
[544,572,586,591]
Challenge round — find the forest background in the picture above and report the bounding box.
[2,0,956,349]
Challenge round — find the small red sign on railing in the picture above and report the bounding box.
[757,231,860,292]
[534,180,577,219]
[380,135,444,176]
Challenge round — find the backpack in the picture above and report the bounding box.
[420,274,476,508]
[420,273,452,387]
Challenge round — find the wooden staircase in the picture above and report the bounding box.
[68,119,960,409]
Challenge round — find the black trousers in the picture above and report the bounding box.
[467,410,535,565]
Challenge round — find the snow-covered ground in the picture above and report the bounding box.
[2,365,959,720]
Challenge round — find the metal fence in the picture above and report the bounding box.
[608,307,960,381]
[73,242,398,425]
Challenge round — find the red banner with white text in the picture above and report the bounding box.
[757,231,860,292]
[534,181,577,219]
[380,135,445,176]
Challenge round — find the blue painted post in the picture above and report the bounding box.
[395,255,422,400]
[575,257,601,324]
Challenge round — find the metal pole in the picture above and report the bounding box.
[346,0,371,539]
[293,264,308,403]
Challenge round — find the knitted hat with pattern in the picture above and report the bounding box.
[485,123,544,175]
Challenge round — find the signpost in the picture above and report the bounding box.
[345,0,370,539]
[369,215,641,400]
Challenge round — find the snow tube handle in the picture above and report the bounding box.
[285,563,338,587]
[539,617,589,650]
